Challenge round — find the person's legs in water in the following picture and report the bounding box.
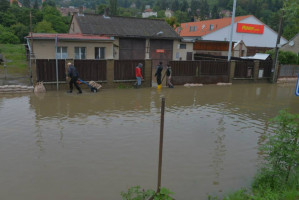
[157,75,162,85]
[73,77,82,93]
[136,77,141,88]
[68,78,74,93]
[167,76,174,88]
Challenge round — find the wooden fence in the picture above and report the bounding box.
[234,61,254,78]
[278,64,299,77]
[259,60,272,78]
[36,59,66,82]
[169,60,229,84]
[74,60,107,81]
[114,60,145,80]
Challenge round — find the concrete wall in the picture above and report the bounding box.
[32,40,114,60]
[281,34,299,54]
[172,40,193,60]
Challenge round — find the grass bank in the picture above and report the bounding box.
[0,44,28,75]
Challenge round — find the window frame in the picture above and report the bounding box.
[74,47,86,59]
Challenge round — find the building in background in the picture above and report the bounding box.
[142,8,157,18]
[177,15,288,56]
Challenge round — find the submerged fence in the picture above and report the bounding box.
[36,59,66,82]
[278,65,299,77]
[169,60,229,84]
[114,60,145,81]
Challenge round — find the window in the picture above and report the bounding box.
[75,47,86,59]
[189,26,192,32]
[193,26,197,31]
[180,44,186,49]
[56,47,67,59]
[210,24,214,30]
[95,47,105,59]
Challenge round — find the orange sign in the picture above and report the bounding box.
[156,49,165,53]
[237,23,264,34]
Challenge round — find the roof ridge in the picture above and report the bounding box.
[74,12,165,21]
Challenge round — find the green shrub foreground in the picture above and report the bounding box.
[211,110,299,200]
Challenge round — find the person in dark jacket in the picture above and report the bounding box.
[155,62,163,85]
[67,62,82,93]
[166,64,174,88]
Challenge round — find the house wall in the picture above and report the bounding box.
[69,17,81,34]
[142,12,157,18]
[32,40,114,60]
[173,40,193,60]
[202,16,288,48]
[233,42,247,57]
[281,34,299,54]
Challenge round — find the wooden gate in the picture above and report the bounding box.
[114,60,145,80]
[234,61,254,78]
[36,59,66,82]
[169,60,229,84]
[74,60,107,81]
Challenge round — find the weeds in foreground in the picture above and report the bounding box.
[121,186,174,200]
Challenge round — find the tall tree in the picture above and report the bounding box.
[171,0,179,11]
[211,5,219,19]
[180,0,189,12]
[33,0,39,9]
[109,0,118,16]
[0,0,10,12]
[23,0,31,8]
[190,0,200,16]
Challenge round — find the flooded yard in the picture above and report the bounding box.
[0,83,298,200]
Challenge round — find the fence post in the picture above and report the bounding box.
[229,61,236,83]
[106,59,114,87]
[254,60,260,81]
[157,97,165,193]
[145,59,152,87]
[32,60,37,84]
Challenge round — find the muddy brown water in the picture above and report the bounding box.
[0,84,298,200]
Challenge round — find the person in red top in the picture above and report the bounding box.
[135,63,143,88]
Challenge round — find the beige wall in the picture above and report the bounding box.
[32,40,114,60]
[281,35,299,54]
[233,42,248,57]
[113,38,120,60]
[69,17,81,34]
[173,40,193,60]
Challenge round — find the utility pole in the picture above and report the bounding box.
[272,10,284,83]
[228,0,237,61]
[29,11,33,85]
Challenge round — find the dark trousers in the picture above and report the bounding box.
[156,75,162,85]
[69,77,81,92]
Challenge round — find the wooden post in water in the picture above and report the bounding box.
[157,97,165,193]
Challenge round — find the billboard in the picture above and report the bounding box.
[237,23,264,34]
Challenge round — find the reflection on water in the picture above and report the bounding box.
[0,84,298,200]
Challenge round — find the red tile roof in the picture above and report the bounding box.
[178,15,252,37]
[26,33,113,40]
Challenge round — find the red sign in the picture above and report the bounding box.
[236,23,264,34]
[156,49,165,53]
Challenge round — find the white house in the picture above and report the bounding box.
[142,9,157,18]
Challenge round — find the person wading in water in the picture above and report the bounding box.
[67,62,82,94]
[155,62,163,87]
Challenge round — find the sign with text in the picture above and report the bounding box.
[156,49,165,53]
[295,75,299,96]
[237,23,264,34]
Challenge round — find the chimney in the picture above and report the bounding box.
[103,8,110,19]
[78,6,84,16]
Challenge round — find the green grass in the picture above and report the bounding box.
[0,44,28,75]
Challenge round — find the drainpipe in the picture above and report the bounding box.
[55,34,59,90]
[26,38,33,85]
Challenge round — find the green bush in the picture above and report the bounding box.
[121,186,174,200]
[266,50,298,64]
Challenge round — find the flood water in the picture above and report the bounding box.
[0,83,298,200]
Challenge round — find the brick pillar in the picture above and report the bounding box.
[229,61,236,83]
[106,59,114,87]
[144,59,152,87]
[254,60,260,81]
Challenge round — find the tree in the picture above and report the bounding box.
[200,0,209,19]
[10,23,29,43]
[34,20,56,33]
[23,0,31,8]
[33,0,39,9]
[0,0,10,12]
[171,0,180,12]
[180,0,189,12]
[190,0,200,16]
[0,25,20,44]
[165,16,179,29]
[211,5,219,19]
[97,4,107,15]
[109,0,118,16]
[283,0,299,39]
